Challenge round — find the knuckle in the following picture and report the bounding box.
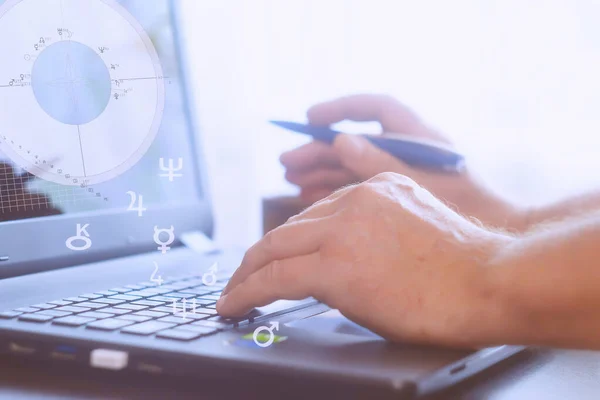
[349,182,374,200]
[373,93,398,107]
[262,229,277,252]
[264,260,278,284]
[369,171,397,183]
[369,172,417,192]
[394,173,416,187]
[264,260,286,295]
[286,213,301,224]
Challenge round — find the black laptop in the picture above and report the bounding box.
[0,0,524,398]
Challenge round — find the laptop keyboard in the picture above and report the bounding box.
[0,272,314,342]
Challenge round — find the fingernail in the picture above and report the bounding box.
[335,134,364,158]
[216,294,228,309]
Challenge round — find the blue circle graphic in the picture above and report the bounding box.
[31,41,112,126]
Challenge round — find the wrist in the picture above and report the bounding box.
[448,233,528,347]
[463,170,529,232]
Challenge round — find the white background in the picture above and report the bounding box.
[179,0,600,248]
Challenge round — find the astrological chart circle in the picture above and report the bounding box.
[32,41,112,126]
[0,0,165,185]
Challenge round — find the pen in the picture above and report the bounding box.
[269,120,465,173]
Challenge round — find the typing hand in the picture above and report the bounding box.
[218,172,513,347]
[280,94,526,230]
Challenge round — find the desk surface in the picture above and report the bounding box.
[1,348,599,399]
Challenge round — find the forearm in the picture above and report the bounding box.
[474,210,600,349]
[463,171,600,233]
[525,189,600,229]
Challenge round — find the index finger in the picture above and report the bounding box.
[306,94,423,134]
[223,216,332,295]
[280,141,341,170]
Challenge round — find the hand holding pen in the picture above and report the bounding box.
[273,94,518,229]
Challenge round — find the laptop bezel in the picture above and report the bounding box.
[0,0,214,278]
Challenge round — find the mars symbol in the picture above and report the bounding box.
[0,0,166,185]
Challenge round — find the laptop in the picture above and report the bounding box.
[0,0,524,398]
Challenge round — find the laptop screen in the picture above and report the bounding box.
[0,0,202,225]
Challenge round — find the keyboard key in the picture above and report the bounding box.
[95,307,131,315]
[80,311,114,319]
[86,318,134,331]
[116,314,152,323]
[91,298,125,305]
[147,288,174,295]
[150,303,216,318]
[131,288,172,295]
[185,313,212,320]
[79,293,103,300]
[109,287,133,293]
[147,296,176,302]
[0,311,22,319]
[125,284,145,290]
[205,304,217,309]
[36,310,72,317]
[207,316,248,327]
[181,288,214,296]
[149,306,175,313]
[168,312,210,321]
[155,306,210,318]
[75,302,108,310]
[191,320,233,329]
[157,316,191,324]
[127,289,171,298]
[32,303,56,310]
[175,325,219,335]
[195,308,218,316]
[164,292,196,299]
[114,304,148,311]
[189,298,216,306]
[55,306,91,313]
[18,313,54,322]
[49,300,72,306]
[15,307,39,313]
[121,321,176,336]
[108,294,142,301]
[94,290,119,296]
[53,316,96,326]
[200,295,221,301]
[156,329,205,341]
[159,283,190,291]
[64,297,88,303]
[133,310,168,318]
[132,300,164,307]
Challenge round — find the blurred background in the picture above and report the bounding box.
[179,0,600,248]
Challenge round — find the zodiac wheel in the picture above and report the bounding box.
[0,0,165,185]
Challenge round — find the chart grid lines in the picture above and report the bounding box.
[0,161,106,214]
